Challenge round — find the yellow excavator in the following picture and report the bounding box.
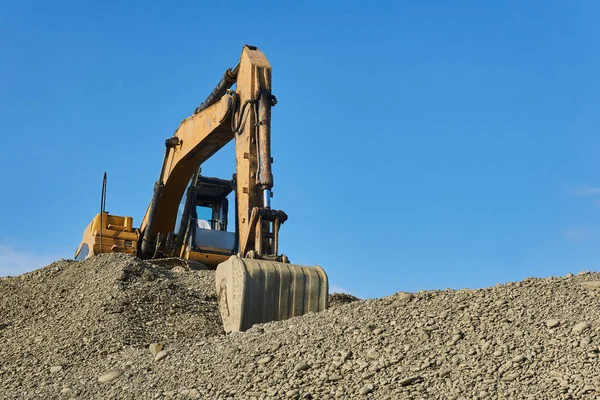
[74,45,328,332]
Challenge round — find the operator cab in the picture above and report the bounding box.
[182,175,237,266]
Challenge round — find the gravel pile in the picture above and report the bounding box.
[2,255,600,399]
[0,254,222,398]
[328,292,360,308]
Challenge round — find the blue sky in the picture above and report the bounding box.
[1,1,599,299]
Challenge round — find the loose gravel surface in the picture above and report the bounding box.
[2,254,600,399]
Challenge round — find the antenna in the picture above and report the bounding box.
[100,173,107,252]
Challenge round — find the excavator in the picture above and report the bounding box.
[74,45,328,332]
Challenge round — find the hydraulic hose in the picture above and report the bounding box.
[193,63,240,115]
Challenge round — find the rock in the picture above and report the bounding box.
[502,373,518,382]
[399,375,423,386]
[188,389,200,399]
[257,355,273,365]
[359,384,375,395]
[582,385,595,393]
[546,319,560,328]
[366,349,380,359]
[396,292,413,302]
[513,355,526,363]
[286,389,299,399]
[572,322,592,333]
[154,350,169,362]
[149,343,163,356]
[581,281,600,289]
[339,349,353,360]
[98,370,122,383]
[450,333,463,345]
[50,366,63,373]
[328,374,344,381]
[294,362,310,372]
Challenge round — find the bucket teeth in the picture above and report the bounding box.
[216,256,328,332]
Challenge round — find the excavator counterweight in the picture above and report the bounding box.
[75,45,328,332]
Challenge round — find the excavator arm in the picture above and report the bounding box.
[140,46,284,263]
[138,86,235,258]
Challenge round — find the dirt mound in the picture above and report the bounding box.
[328,292,360,307]
[0,253,221,397]
[2,256,600,399]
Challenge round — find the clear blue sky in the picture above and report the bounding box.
[1,1,599,299]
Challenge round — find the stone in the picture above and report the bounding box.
[513,355,526,363]
[149,343,163,356]
[339,349,353,360]
[546,319,560,328]
[286,389,299,399]
[50,366,62,373]
[154,350,169,362]
[573,322,592,333]
[294,362,310,372]
[359,384,374,395]
[396,292,413,302]
[98,370,122,383]
[257,355,273,365]
[580,336,592,346]
[399,375,423,386]
[581,281,600,290]
[450,334,463,345]
[502,373,518,382]
[366,349,380,360]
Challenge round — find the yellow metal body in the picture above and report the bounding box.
[75,212,138,260]
[183,248,230,267]
[76,45,328,331]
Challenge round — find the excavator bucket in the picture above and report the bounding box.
[215,256,328,333]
